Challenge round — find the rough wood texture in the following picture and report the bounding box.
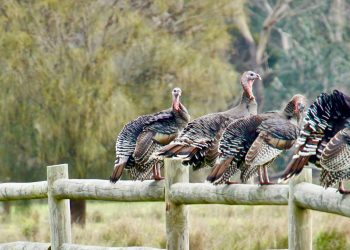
[53,179,164,201]
[170,183,289,205]
[47,164,72,250]
[164,159,189,250]
[4,163,350,250]
[294,182,350,217]
[288,168,312,250]
[0,181,47,201]
[61,243,164,250]
[0,241,50,250]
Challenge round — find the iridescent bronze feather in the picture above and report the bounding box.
[208,94,306,185]
[282,90,350,194]
[157,71,261,170]
[110,88,190,182]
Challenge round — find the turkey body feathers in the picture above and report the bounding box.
[207,114,266,184]
[115,109,178,169]
[258,118,300,143]
[282,90,350,182]
[240,118,300,183]
[178,113,232,169]
[319,128,350,187]
[111,104,189,182]
[158,97,257,170]
[209,101,303,185]
[155,68,263,169]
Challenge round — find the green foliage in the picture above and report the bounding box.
[2,202,350,249]
[314,230,348,250]
[257,0,350,111]
[21,211,40,241]
[2,0,350,181]
[0,0,242,180]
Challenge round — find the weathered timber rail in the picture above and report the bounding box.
[169,183,289,205]
[0,159,349,250]
[52,179,164,201]
[0,181,47,200]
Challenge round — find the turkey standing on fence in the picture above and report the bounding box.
[110,88,190,182]
[207,94,306,185]
[157,71,261,170]
[282,90,350,194]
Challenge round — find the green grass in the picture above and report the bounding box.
[1,201,350,249]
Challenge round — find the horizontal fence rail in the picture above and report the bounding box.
[169,183,289,205]
[0,160,349,250]
[0,242,164,250]
[0,181,47,201]
[61,243,165,250]
[0,241,51,250]
[294,182,350,217]
[52,179,164,201]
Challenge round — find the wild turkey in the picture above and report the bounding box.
[282,90,350,194]
[110,88,190,183]
[157,71,261,170]
[207,94,306,185]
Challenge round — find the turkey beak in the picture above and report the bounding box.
[256,74,262,80]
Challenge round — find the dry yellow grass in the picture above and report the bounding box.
[1,201,349,249]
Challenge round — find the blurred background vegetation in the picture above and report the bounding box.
[1,0,350,181]
[1,0,350,246]
[1,202,350,249]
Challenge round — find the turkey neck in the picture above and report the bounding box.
[173,103,190,128]
[282,101,301,125]
[239,91,257,114]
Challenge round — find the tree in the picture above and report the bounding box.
[230,0,295,109]
[0,0,244,224]
[228,0,350,172]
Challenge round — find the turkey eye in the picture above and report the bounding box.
[250,73,253,76]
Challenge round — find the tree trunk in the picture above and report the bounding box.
[330,0,345,42]
[1,201,11,222]
[233,0,294,111]
[3,201,10,214]
[70,199,86,226]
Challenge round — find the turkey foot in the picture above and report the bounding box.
[225,180,239,185]
[259,181,275,186]
[152,163,164,181]
[153,175,164,181]
[338,182,350,194]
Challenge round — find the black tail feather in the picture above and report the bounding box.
[110,161,127,183]
[207,158,232,183]
[281,155,310,180]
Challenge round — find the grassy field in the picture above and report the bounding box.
[1,201,349,250]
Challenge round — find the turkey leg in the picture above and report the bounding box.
[152,161,164,181]
[338,181,350,194]
[260,165,274,185]
[258,166,264,185]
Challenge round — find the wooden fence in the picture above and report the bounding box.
[0,159,350,250]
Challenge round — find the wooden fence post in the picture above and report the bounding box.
[164,159,189,250]
[47,164,72,250]
[288,168,312,250]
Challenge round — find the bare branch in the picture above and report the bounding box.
[263,0,273,14]
[256,0,292,64]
